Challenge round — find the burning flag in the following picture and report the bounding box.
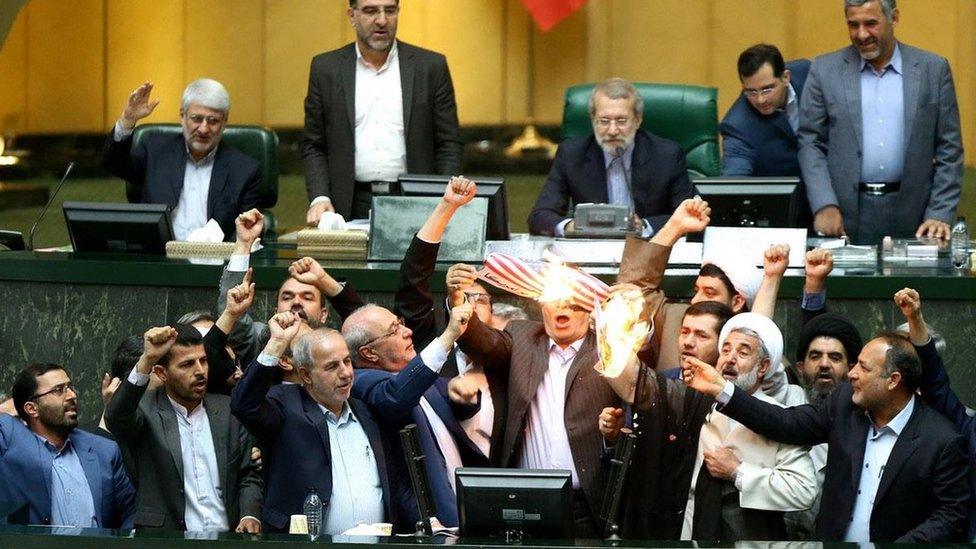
[594,289,651,379]
[477,251,609,311]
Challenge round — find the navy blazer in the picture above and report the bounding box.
[230,362,416,533]
[528,130,693,236]
[721,382,971,542]
[720,59,810,177]
[0,415,135,528]
[102,131,261,241]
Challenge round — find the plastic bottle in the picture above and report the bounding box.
[303,487,323,536]
[951,216,970,269]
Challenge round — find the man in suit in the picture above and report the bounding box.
[721,44,810,178]
[528,77,694,237]
[683,331,972,542]
[103,79,262,241]
[303,0,462,224]
[1,363,135,528]
[231,312,415,534]
[799,0,963,244]
[105,325,263,532]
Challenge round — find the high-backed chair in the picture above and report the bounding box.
[562,83,721,178]
[130,124,280,233]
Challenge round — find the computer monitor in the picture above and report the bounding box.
[456,468,573,540]
[398,174,510,240]
[692,176,801,229]
[63,201,174,254]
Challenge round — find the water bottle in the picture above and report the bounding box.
[303,487,323,536]
[951,216,970,269]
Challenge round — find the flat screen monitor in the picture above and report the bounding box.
[63,201,174,254]
[398,174,510,240]
[692,176,801,229]
[456,468,573,540]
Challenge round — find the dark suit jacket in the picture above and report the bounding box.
[102,131,261,241]
[104,381,262,530]
[230,361,415,533]
[0,415,135,528]
[528,130,693,236]
[457,314,621,522]
[302,40,463,218]
[721,383,971,542]
[720,59,811,177]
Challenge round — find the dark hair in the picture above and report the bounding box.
[737,44,786,80]
[875,331,921,393]
[683,300,735,334]
[111,335,144,380]
[698,263,739,300]
[12,363,66,420]
[158,324,204,367]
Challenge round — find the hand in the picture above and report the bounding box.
[668,197,711,235]
[605,282,642,299]
[446,302,474,340]
[446,263,478,306]
[0,398,15,416]
[142,326,178,367]
[306,199,334,226]
[120,81,159,129]
[289,257,327,286]
[916,219,951,240]
[443,176,477,208]
[813,206,845,236]
[599,407,625,445]
[235,517,261,534]
[681,356,726,397]
[703,446,741,481]
[267,311,302,344]
[101,373,122,406]
[448,375,480,404]
[225,268,256,318]
[804,248,834,293]
[893,287,921,320]
[763,244,791,278]
[235,209,264,250]
[250,446,262,470]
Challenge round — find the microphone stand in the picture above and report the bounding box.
[400,424,436,536]
[27,162,74,250]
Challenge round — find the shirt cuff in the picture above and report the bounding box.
[555,218,572,237]
[227,254,250,272]
[733,466,745,491]
[256,353,280,367]
[310,196,332,207]
[113,120,134,141]
[641,219,654,238]
[801,290,826,311]
[127,366,150,386]
[716,380,735,405]
[420,339,450,374]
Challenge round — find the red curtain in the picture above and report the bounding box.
[522,0,587,32]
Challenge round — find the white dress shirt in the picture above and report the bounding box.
[418,397,465,492]
[455,349,494,457]
[784,81,799,133]
[519,338,585,488]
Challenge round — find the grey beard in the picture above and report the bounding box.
[733,366,760,392]
[804,383,833,405]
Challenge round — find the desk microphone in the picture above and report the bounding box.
[27,161,74,251]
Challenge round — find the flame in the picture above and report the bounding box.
[537,261,578,306]
[595,289,650,378]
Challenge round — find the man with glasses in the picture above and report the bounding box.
[528,77,693,237]
[303,0,462,224]
[720,44,810,179]
[1,363,135,527]
[103,78,261,241]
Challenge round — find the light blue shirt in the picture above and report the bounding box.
[44,436,97,528]
[844,395,915,542]
[320,403,384,535]
[603,143,635,210]
[860,45,905,183]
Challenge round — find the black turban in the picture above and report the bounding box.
[794,313,863,364]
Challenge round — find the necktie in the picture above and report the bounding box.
[606,155,633,210]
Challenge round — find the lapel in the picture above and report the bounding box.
[629,133,653,205]
[206,145,229,221]
[584,140,609,203]
[155,389,185,481]
[398,41,415,137]
[301,389,333,465]
[340,45,357,134]
[848,407,871,491]
[842,47,864,151]
[71,435,103,521]
[771,113,796,141]
[563,331,596,402]
[873,401,921,505]
[900,44,921,149]
[166,136,189,207]
[521,329,551,413]
[204,394,229,491]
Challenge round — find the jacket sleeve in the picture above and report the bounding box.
[896,433,971,542]
[110,443,137,529]
[456,313,514,375]
[527,145,573,236]
[796,58,840,215]
[432,55,462,176]
[720,130,758,176]
[916,340,976,438]
[737,439,818,511]
[217,266,266,366]
[721,385,832,447]
[235,427,264,521]
[229,359,284,445]
[923,58,963,224]
[301,57,332,200]
[204,324,236,396]
[102,130,147,187]
[103,378,149,443]
[395,236,440,349]
[352,357,440,424]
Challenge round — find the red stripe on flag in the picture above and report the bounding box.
[522,0,587,32]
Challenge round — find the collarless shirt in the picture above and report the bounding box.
[168,397,228,532]
[520,337,586,488]
[354,41,406,183]
[859,44,905,183]
[843,395,916,542]
[42,435,97,528]
[318,402,384,535]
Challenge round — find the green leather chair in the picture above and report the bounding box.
[562,83,721,178]
[129,124,280,233]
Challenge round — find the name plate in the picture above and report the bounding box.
[703,227,807,267]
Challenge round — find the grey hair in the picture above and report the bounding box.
[341,304,384,367]
[844,0,896,21]
[492,303,528,322]
[292,328,341,371]
[730,327,770,363]
[177,310,215,326]
[588,77,643,120]
[181,78,231,114]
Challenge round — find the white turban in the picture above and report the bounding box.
[718,312,783,372]
[701,253,763,308]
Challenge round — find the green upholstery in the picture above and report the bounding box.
[562,83,721,178]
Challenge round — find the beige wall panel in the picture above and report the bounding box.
[953,0,976,167]
[183,0,264,124]
[792,2,848,60]
[532,9,586,124]
[26,0,104,133]
[0,11,27,134]
[105,1,184,129]
[504,0,530,123]
[264,1,349,127]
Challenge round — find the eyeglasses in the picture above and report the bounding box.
[361,316,405,347]
[184,113,225,126]
[595,117,633,129]
[356,5,399,19]
[464,292,491,305]
[742,84,778,99]
[30,382,76,400]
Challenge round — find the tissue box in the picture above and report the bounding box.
[296,229,368,260]
[165,241,237,259]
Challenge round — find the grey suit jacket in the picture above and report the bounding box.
[797,42,963,236]
[104,380,262,530]
[301,40,463,218]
